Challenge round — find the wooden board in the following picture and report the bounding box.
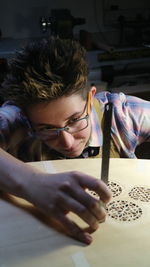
[0,158,150,267]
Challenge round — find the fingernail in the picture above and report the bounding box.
[78,232,93,244]
[83,233,93,244]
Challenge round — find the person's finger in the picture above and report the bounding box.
[57,192,100,230]
[56,211,94,244]
[61,183,107,221]
[75,172,112,203]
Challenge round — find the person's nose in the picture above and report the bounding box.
[59,130,75,149]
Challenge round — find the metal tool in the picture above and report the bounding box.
[101,102,113,184]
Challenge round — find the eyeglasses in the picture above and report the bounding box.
[33,92,91,140]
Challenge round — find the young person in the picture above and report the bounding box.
[0,37,150,244]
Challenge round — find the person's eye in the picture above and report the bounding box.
[69,116,80,124]
[37,125,53,131]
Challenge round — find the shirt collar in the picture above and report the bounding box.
[88,105,102,147]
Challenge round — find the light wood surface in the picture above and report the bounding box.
[0,158,150,267]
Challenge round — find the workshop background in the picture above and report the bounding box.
[1,0,150,97]
[0,0,150,158]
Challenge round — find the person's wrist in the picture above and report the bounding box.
[17,165,39,201]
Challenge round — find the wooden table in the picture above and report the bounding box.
[0,158,150,267]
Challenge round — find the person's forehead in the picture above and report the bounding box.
[27,94,86,125]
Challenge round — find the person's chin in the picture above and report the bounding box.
[62,146,84,158]
[65,151,80,158]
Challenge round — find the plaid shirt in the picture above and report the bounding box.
[88,91,150,158]
[0,91,150,159]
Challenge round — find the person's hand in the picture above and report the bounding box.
[23,170,111,244]
[0,149,111,244]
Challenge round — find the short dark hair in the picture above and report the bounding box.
[1,37,89,109]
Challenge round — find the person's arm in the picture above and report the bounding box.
[0,148,111,244]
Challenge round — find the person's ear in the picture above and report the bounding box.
[89,85,96,104]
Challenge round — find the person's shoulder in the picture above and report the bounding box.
[0,101,29,127]
[1,101,21,112]
[95,90,109,102]
[0,101,22,119]
[95,90,126,103]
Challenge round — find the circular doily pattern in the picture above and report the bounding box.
[108,181,122,197]
[106,200,142,222]
[129,186,150,202]
[87,181,123,199]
